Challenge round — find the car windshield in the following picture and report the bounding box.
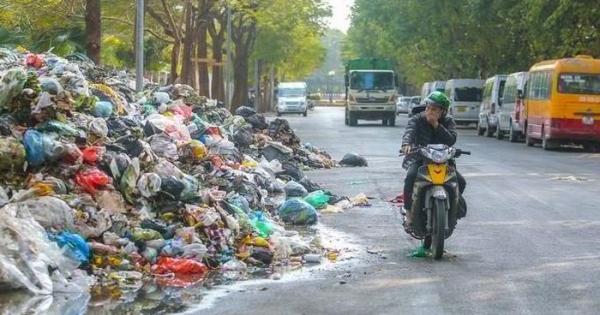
[558,73,600,95]
[350,71,395,91]
[454,87,483,102]
[279,88,305,97]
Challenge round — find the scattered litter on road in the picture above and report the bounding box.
[550,176,592,182]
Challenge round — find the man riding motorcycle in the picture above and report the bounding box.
[400,91,467,232]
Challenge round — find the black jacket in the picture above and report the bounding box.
[401,112,457,169]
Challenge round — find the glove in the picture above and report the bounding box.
[401,145,411,155]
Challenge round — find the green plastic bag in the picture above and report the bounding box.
[303,190,330,209]
[251,211,274,238]
[407,244,427,258]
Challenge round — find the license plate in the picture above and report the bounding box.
[457,107,466,112]
[582,116,594,125]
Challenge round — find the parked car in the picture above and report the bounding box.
[478,75,507,137]
[407,96,422,117]
[444,79,484,126]
[396,96,411,115]
[496,71,528,141]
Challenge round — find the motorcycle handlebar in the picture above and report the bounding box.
[398,147,472,157]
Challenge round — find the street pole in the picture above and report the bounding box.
[328,71,335,104]
[135,0,144,92]
[225,5,232,106]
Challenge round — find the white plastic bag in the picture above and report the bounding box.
[0,204,82,295]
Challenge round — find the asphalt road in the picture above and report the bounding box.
[196,106,600,315]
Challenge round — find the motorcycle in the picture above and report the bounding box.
[308,101,315,111]
[400,144,470,260]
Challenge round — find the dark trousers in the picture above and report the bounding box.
[403,162,466,210]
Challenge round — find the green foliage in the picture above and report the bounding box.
[345,0,600,91]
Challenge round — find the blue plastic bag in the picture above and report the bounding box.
[48,231,90,263]
[23,129,45,167]
[277,198,318,225]
[93,101,113,118]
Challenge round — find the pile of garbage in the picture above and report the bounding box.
[0,48,356,296]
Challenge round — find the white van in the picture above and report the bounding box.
[420,82,431,101]
[478,75,507,137]
[276,82,308,117]
[444,79,484,125]
[496,72,528,141]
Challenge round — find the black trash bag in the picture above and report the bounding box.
[246,114,269,130]
[234,106,256,118]
[98,151,131,181]
[233,124,254,146]
[251,249,274,265]
[106,116,141,137]
[143,120,162,137]
[0,114,16,136]
[261,145,291,162]
[159,176,185,200]
[268,118,291,138]
[299,177,322,192]
[281,160,305,181]
[328,194,349,205]
[339,153,368,167]
[113,134,144,157]
[285,180,308,197]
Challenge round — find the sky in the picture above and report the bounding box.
[325,0,354,33]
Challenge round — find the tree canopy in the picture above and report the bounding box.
[344,0,600,93]
[0,0,332,110]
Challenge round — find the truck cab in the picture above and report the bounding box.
[344,59,398,127]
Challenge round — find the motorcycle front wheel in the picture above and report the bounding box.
[431,199,446,260]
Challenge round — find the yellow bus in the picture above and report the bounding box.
[524,55,600,150]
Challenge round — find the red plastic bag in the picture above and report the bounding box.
[82,146,104,165]
[75,168,111,194]
[152,257,208,275]
[26,54,43,69]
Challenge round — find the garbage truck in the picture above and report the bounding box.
[344,59,398,126]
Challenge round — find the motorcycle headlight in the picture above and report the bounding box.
[430,150,448,163]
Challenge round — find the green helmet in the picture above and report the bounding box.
[424,91,450,110]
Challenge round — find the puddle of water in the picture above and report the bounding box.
[0,223,366,315]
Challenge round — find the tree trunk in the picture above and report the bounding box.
[230,52,250,112]
[85,0,102,65]
[196,26,209,96]
[169,40,181,84]
[181,2,196,85]
[229,15,257,113]
[208,10,226,102]
[261,66,269,113]
[211,37,224,101]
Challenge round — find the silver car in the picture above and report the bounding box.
[396,96,411,115]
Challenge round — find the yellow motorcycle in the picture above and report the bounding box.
[402,144,470,260]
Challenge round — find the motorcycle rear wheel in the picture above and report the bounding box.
[431,199,446,260]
